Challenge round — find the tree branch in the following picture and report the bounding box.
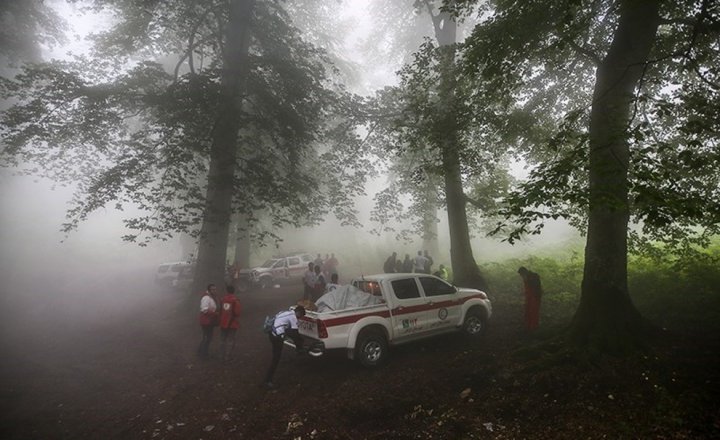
[689,61,720,90]
[173,33,219,81]
[564,38,601,66]
[422,0,443,36]
[464,193,486,210]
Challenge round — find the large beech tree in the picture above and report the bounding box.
[460,0,720,351]
[195,0,254,294]
[574,0,662,350]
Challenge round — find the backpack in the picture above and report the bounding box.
[262,315,275,334]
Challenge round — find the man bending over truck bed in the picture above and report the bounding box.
[263,306,306,389]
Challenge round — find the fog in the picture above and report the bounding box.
[0,0,582,402]
[0,171,183,346]
[0,165,581,322]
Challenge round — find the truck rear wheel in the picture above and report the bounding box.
[355,330,388,367]
[236,279,249,293]
[258,276,272,290]
[463,308,487,337]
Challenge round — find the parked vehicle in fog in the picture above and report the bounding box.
[236,253,313,291]
[154,261,193,286]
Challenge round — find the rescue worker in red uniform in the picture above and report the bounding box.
[518,266,543,331]
[219,285,242,361]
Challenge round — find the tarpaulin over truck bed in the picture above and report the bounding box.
[315,285,385,312]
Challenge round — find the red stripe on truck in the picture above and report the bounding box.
[302,293,487,329]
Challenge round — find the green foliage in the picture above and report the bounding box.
[480,253,584,326]
[629,247,720,333]
[479,244,720,332]
[459,0,720,255]
[0,1,66,63]
[0,0,369,245]
[367,36,514,241]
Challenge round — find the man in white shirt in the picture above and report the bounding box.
[263,306,306,388]
[303,262,316,300]
[414,251,428,273]
[197,284,218,359]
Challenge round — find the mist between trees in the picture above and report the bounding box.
[1,0,718,354]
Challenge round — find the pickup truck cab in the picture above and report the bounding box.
[296,273,492,367]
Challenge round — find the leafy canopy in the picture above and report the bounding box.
[0,0,369,245]
[456,0,720,256]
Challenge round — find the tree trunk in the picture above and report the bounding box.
[192,0,255,294]
[433,5,488,290]
[233,214,251,268]
[571,0,662,352]
[421,174,439,258]
[443,138,487,290]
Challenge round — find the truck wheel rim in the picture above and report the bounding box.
[363,342,382,362]
[467,317,482,334]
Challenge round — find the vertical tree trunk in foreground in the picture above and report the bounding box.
[433,5,488,290]
[233,214,251,268]
[571,0,662,352]
[421,175,440,259]
[192,0,255,294]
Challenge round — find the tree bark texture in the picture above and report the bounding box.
[193,0,255,294]
[571,0,662,352]
[233,214,251,268]
[433,5,488,290]
[421,174,439,259]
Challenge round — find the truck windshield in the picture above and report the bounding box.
[261,259,280,268]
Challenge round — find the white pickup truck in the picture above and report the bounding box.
[295,273,492,367]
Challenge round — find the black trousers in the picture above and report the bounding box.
[198,325,214,357]
[264,334,284,383]
[264,330,303,384]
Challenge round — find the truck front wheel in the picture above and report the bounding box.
[463,308,487,337]
[355,330,388,367]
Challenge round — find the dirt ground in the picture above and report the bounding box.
[1,268,718,439]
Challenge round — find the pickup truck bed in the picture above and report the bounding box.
[297,273,491,366]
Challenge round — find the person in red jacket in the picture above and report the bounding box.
[198,284,219,359]
[518,266,543,331]
[219,285,242,361]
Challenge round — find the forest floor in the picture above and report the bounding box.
[0,269,719,439]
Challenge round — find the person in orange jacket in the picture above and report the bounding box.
[518,267,543,331]
[219,285,242,361]
[198,284,219,359]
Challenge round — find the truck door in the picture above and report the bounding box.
[388,277,431,340]
[286,256,303,278]
[419,276,462,331]
[271,259,288,279]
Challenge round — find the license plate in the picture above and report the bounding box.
[298,319,316,334]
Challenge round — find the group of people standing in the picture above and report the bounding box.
[303,260,341,301]
[313,253,339,277]
[383,250,446,279]
[196,281,306,388]
[197,284,242,361]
